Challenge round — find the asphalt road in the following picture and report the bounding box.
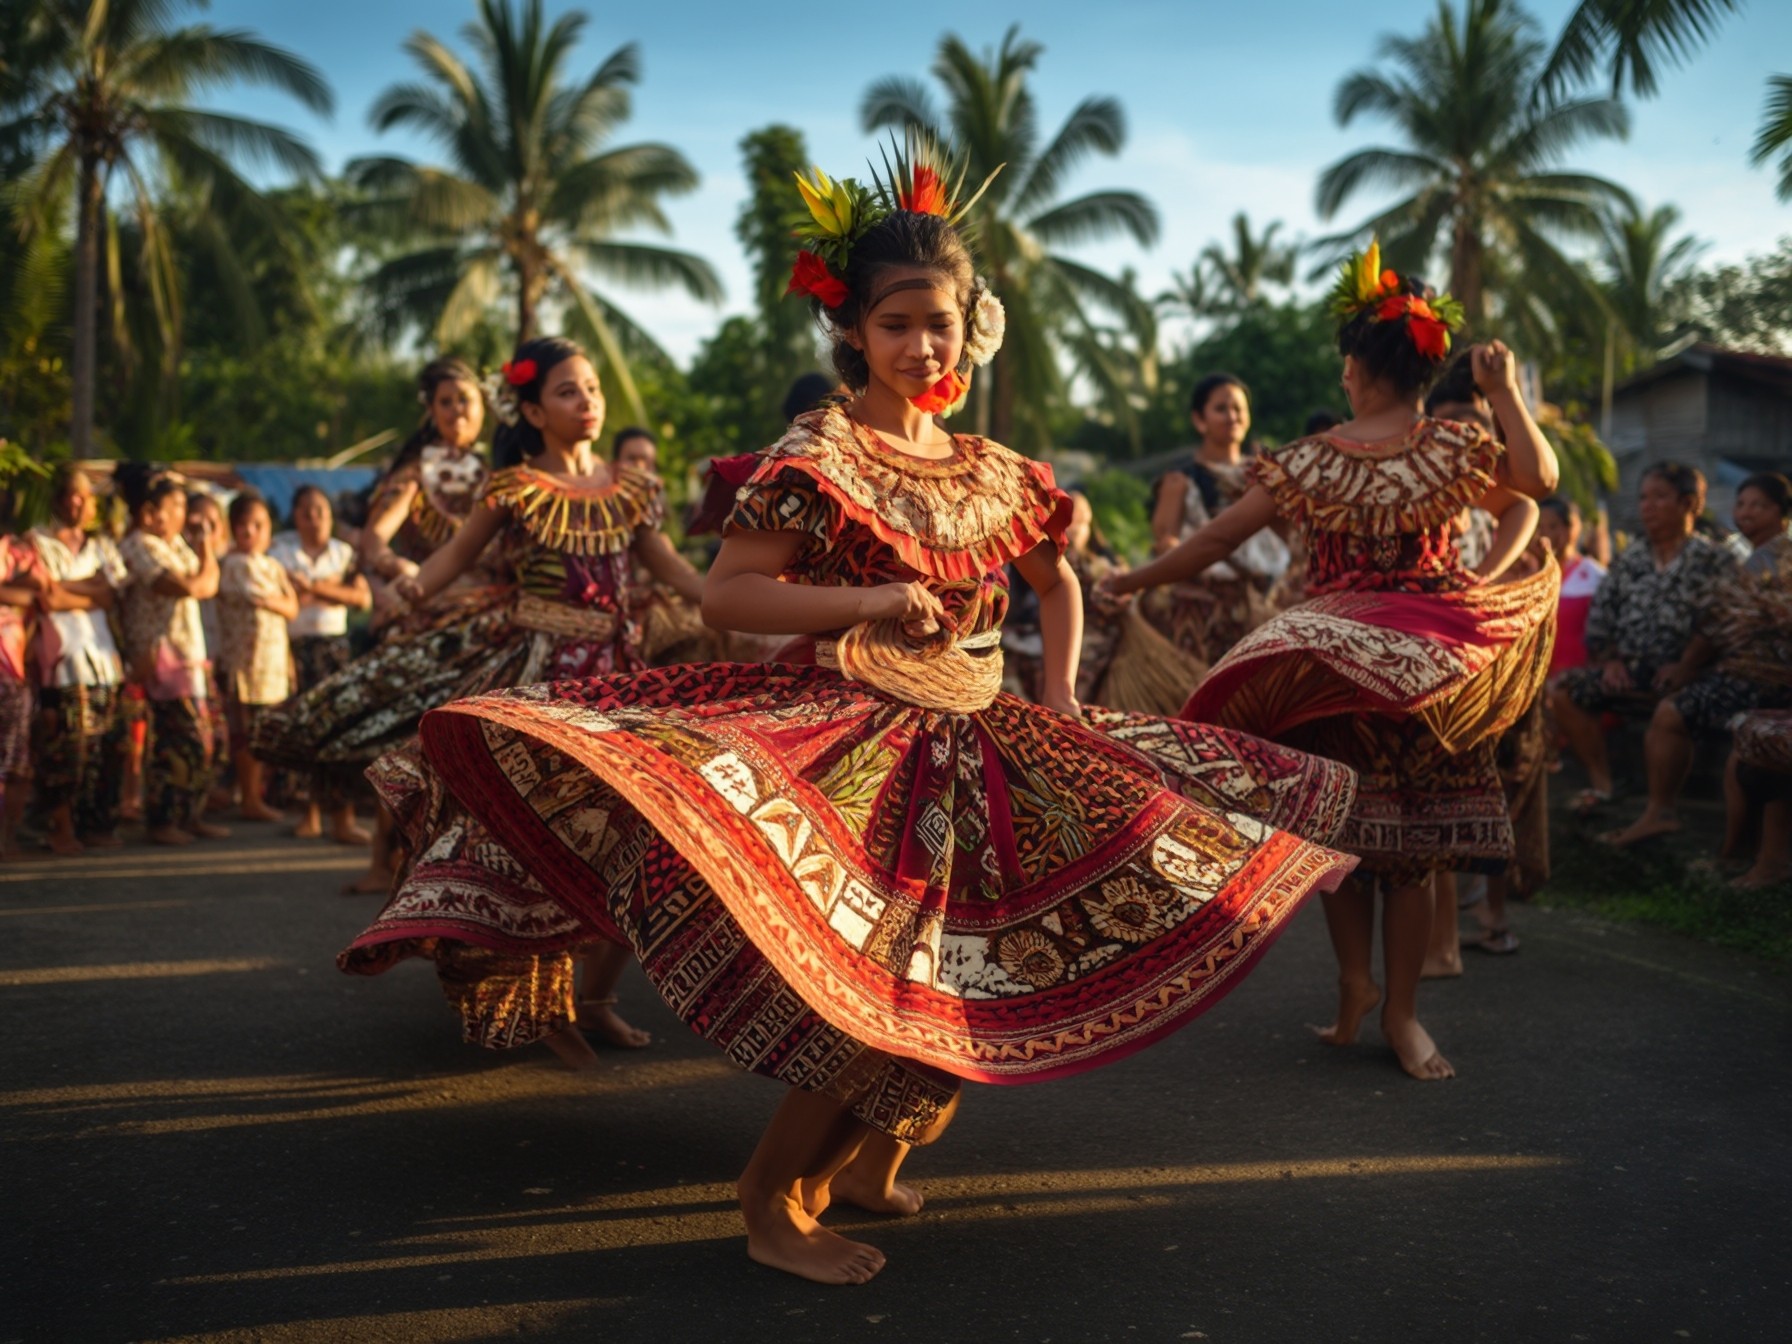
[2,824,1787,1344]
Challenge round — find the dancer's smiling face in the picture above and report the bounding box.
[522,355,606,449]
[430,378,484,449]
[847,269,965,402]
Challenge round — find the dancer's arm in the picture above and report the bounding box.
[1100,486,1276,597]
[394,504,505,606]
[1471,486,1539,582]
[1473,342,1558,498]
[701,530,943,636]
[1014,542,1083,718]
[634,528,706,606]
[1150,473,1188,555]
[360,474,421,581]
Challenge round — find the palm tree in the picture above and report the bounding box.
[1315,0,1632,331]
[1598,200,1703,356]
[351,0,720,424]
[1750,75,1792,202]
[1542,0,1743,100]
[1,0,331,457]
[1198,213,1297,313]
[862,26,1158,448]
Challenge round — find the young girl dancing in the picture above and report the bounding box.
[1104,244,1559,1081]
[384,146,1361,1284]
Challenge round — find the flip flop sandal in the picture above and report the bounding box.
[1466,928,1520,955]
[1570,788,1612,818]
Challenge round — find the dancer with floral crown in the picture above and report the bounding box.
[312,341,704,1063]
[1104,243,1560,1082]
[383,140,1361,1284]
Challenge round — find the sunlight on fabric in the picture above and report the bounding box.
[163,1153,1568,1286]
[0,900,193,918]
[0,959,281,986]
[0,1058,740,1138]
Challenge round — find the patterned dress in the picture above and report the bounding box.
[1182,418,1559,886]
[334,465,668,1046]
[1672,532,1792,735]
[365,445,501,640]
[370,407,1360,1138]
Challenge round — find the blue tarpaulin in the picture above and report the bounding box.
[228,466,379,521]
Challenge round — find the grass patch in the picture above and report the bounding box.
[1536,815,1792,964]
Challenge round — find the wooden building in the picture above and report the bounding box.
[1607,344,1792,525]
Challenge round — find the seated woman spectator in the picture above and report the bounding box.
[29,464,130,855]
[1603,472,1792,846]
[1724,709,1792,888]
[1538,496,1606,677]
[1552,462,1738,815]
[270,485,371,843]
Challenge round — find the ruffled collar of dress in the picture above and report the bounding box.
[1253,415,1502,535]
[484,462,664,557]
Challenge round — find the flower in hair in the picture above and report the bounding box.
[1327,237,1463,362]
[787,250,849,309]
[900,165,948,216]
[502,358,538,387]
[481,370,520,427]
[1326,240,1401,321]
[963,285,1006,367]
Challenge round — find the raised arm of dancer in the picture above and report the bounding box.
[634,528,707,606]
[395,504,505,607]
[1014,542,1084,718]
[1474,342,1558,498]
[360,474,421,580]
[701,531,944,636]
[1471,485,1540,582]
[1149,473,1189,555]
[1100,486,1278,598]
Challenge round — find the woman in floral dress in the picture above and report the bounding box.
[370,154,1361,1284]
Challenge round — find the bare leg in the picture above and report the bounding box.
[738,1088,887,1285]
[1604,699,1692,846]
[43,800,84,857]
[1422,871,1464,979]
[575,942,651,1048]
[1720,753,1750,861]
[345,804,399,894]
[803,1086,963,1218]
[539,1020,601,1070]
[1381,880,1454,1079]
[1552,686,1612,797]
[1313,877,1381,1044]
[293,801,323,839]
[235,751,282,822]
[1735,799,1792,888]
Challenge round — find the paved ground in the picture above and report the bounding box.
[2,824,1788,1344]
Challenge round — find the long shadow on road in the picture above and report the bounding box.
[1,828,1787,1343]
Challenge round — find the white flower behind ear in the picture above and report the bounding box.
[481,371,520,427]
[964,286,1006,367]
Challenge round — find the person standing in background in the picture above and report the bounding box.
[271,485,371,843]
[0,535,47,857]
[217,493,299,825]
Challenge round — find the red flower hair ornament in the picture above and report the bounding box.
[502,358,538,387]
[911,369,970,415]
[787,250,849,309]
[1377,294,1452,361]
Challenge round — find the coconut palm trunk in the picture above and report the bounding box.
[69,153,105,458]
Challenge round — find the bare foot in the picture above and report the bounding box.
[342,865,394,895]
[828,1163,924,1217]
[741,1182,886,1285]
[540,1022,601,1071]
[148,826,196,846]
[1732,865,1792,890]
[239,803,283,823]
[291,817,323,839]
[577,999,652,1049]
[189,821,232,840]
[45,832,85,858]
[1421,951,1463,980]
[1382,1011,1455,1080]
[1313,979,1382,1045]
[331,823,373,846]
[81,830,124,849]
[1599,811,1680,848]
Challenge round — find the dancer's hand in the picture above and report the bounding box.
[393,573,426,606]
[1472,341,1521,396]
[1042,685,1083,719]
[866,581,944,637]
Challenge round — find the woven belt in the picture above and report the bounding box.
[512,592,618,641]
[815,624,1003,713]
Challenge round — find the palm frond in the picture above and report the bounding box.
[1026,189,1157,248]
[1750,74,1792,202]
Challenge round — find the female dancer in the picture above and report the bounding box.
[1105,244,1559,1080]
[381,153,1361,1283]
[1145,374,1291,663]
[336,338,704,1065]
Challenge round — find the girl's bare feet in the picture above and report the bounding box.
[1600,809,1680,848]
[45,830,85,858]
[740,1179,886,1285]
[148,825,196,846]
[343,864,394,895]
[1421,950,1463,979]
[1732,865,1792,890]
[330,809,372,845]
[1313,979,1381,1045]
[828,1163,924,1217]
[1382,1011,1455,1080]
[292,814,323,839]
[576,997,651,1049]
[190,821,232,840]
[540,1021,601,1071]
[82,829,124,849]
[239,803,283,823]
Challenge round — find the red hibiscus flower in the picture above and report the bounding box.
[787,251,848,308]
[910,369,968,414]
[901,166,948,216]
[1409,314,1451,361]
[502,358,537,386]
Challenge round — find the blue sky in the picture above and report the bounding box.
[219,0,1792,362]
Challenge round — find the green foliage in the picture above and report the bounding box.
[1752,74,1792,202]
[1669,238,1792,355]
[1077,469,1154,562]
[737,126,823,384]
[1181,302,1344,446]
[1538,403,1619,514]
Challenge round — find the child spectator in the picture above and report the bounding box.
[217,493,298,824]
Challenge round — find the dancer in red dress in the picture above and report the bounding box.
[1105,243,1559,1081]
[383,143,1361,1284]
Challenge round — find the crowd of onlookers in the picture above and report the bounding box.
[1,462,370,857]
